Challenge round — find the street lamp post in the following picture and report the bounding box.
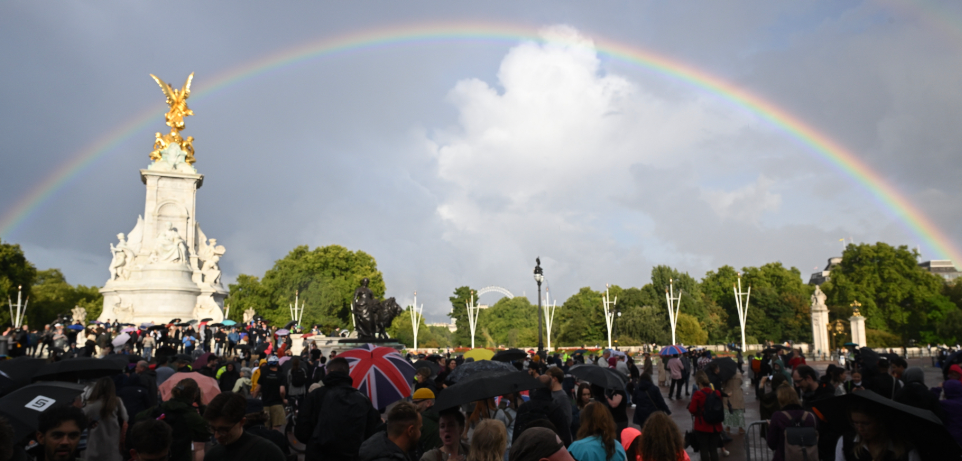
[7,285,28,329]
[602,284,618,350]
[733,275,752,354]
[543,287,558,351]
[664,279,682,345]
[409,291,424,350]
[534,257,544,356]
[466,290,481,349]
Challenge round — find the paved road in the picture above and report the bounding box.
[635,357,947,460]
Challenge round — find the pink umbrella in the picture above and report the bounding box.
[275,329,290,336]
[121,327,136,333]
[279,356,291,365]
[158,372,220,404]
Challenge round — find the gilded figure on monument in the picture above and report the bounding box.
[149,73,197,165]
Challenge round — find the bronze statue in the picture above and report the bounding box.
[148,73,196,165]
[351,278,404,340]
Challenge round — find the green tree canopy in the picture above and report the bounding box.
[228,245,385,329]
[0,240,36,305]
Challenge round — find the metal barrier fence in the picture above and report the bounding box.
[744,420,774,461]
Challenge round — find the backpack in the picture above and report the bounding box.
[702,389,725,424]
[782,411,818,461]
[751,358,761,373]
[290,368,306,387]
[311,386,374,458]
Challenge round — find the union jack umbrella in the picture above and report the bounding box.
[659,344,688,356]
[340,344,416,410]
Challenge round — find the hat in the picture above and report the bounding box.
[902,367,925,385]
[412,388,435,400]
[510,427,573,461]
[259,359,267,366]
[620,427,641,453]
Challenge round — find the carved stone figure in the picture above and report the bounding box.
[113,298,134,324]
[109,233,134,280]
[193,295,222,321]
[71,306,87,325]
[374,298,404,339]
[197,227,226,286]
[811,285,827,308]
[243,307,257,324]
[352,278,378,338]
[151,221,188,264]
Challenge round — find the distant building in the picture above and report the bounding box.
[919,260,961,282]
[809,257,842,285]
[427,319,457,332]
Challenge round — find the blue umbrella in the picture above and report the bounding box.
[222,320,237,326]
[67,325,84,331]
[659,345,688,356]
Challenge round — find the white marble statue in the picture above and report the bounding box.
[193,295,223,321]
[197,227,226,287]
[109,233,135,280]
[71,306,87,325]
[152,221,189,264]
[243,307,257,324]
[811,285,827,308]
[113,298,134,323]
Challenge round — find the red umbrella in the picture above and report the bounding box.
[339,344,416,410]
[158,372,220,404]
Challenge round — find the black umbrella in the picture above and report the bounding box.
[447,360,515,384]
[0,382,86,440]
[209,323,224,328]
[168,318,181,324]
[155,346,176,357]
[235,344,251,350]
[188,320,198,325]
[32,358,125,383]
[0,358,48,397]
[147,325,168,331]
[200,318,213,322]
[812,390,960,459]
[709,357,738,382]
[435,371,544,411]
[858,347,880,371]
[175,322,190,327]
[412,360,441,377]
[569,365,627,390]
[492,349,527,362]
[283,320,297,329]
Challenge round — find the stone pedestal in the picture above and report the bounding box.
[850,315,867,348]
[99,147,227,325]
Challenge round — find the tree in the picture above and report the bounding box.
[0,240,36,307]
[618,305,670,345]
[824,243,955,344]
[556,287,606,347]
[448,287,476,347]
[675,313,707,345]
[478,296,538,347]
[387,311,452,349]
[27,269,102,327]
[229,245,385,329]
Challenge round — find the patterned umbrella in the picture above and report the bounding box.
[340,344,416,410]
[658,345,688,356]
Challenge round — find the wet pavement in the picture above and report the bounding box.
[635,357,948,460]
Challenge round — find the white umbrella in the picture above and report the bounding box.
[111,333,130,347]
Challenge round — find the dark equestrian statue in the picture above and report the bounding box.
[352,278,404,340]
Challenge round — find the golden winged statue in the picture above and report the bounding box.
[149,73,196,165]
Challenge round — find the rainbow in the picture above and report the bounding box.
[2,22,959,265]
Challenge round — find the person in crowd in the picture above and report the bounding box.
[219,362,240,393]
[127,419,172,461]
[642,353,653,377]
[634,412,689,461]
[241,398,290,457]
[667,355,684,400]
[296,357,381,461]
[679,353,692,397]
[766,384,816,461]
[787,348,806,370]
[142,332,155,362]
[252,355,287,431]
[599,382,629,437]
[894,367,944,420]
[134,378,211,461]
[722,370,745,435]
[413,388,441,459]
[843,369,864,394]
[546,367,573,434]
[499,392,525,447]
[865,358,901,399]
[825,365,846,396]
[437,358,457,389]
[155,355,176,386]
[834,400,919,460]
[620,427,641,461]
[573,382,593,437]
[568,402,625,461]
[199,355,220,379]
[791,366,838,460]
[287,357,308,408]
[939,379,962,447]
[509,427,576,461]
[359,401,422,461]
[466,398,508,442]
[36,404,87,461]
[415,367,440,396]
[83,376,128,461]
[203,392,285,461]
[118,366,151,421]
[513,382,573,446]
[233,367,253,396]
[771,359,792,387]
[890,357,907,380]
[631,373,669,429]
[467,419,507,461]
[688,371,722,461]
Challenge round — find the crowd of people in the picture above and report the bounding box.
[2,319,960,461]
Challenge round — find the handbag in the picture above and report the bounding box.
[684,430,701,451]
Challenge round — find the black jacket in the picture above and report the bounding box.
[296,371,381,461]
[632,379,670,426]
[512,388,572,446]
[359,431,412,461]
[895,381,945,421]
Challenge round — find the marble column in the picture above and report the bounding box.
[850,314,867,348]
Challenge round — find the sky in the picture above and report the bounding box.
[2,1,961,322]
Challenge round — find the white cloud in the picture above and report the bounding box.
[701,175,782,224]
